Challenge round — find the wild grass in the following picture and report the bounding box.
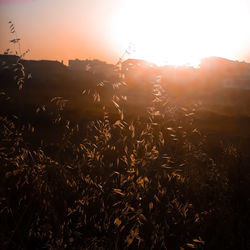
[0,25,250,249]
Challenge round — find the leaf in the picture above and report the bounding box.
[18,83,23,90]
[120,110,124,120]
[193,238,205,245]
[113,201,121,207]
[139,213,147,221]
[186,243,196,248]
[114,120,122,126]
[126,235,134,246]
[50,96,63,102]
[149,202,154,211]
[114,218,122,227]
[112,100,120,109]
[124,145,128,154]
[167,127,174,131]
[154,195,160,203]
[113,188,125,196]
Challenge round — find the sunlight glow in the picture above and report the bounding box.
[112,0,249,66]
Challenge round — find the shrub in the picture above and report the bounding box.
[1,26,250,249]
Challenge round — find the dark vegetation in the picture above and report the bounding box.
[1,28,250,249]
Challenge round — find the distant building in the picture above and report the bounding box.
[68,59,87,71]
[160,65,199,85]
[0,54,19,64]
[68,59,116,79]
[200,57,250,90]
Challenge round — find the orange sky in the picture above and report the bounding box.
[0,0,250,66]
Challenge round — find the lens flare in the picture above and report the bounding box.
[112,0,250,66]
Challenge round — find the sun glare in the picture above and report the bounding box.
[112,0,249,66]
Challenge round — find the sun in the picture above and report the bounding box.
[112,0,249,67]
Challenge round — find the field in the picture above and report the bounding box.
[0,55,250,249]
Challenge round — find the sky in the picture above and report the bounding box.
[0,0,250,66]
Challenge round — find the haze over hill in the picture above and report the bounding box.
[1,53,250,132]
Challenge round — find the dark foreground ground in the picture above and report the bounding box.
[0,58,250,249]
